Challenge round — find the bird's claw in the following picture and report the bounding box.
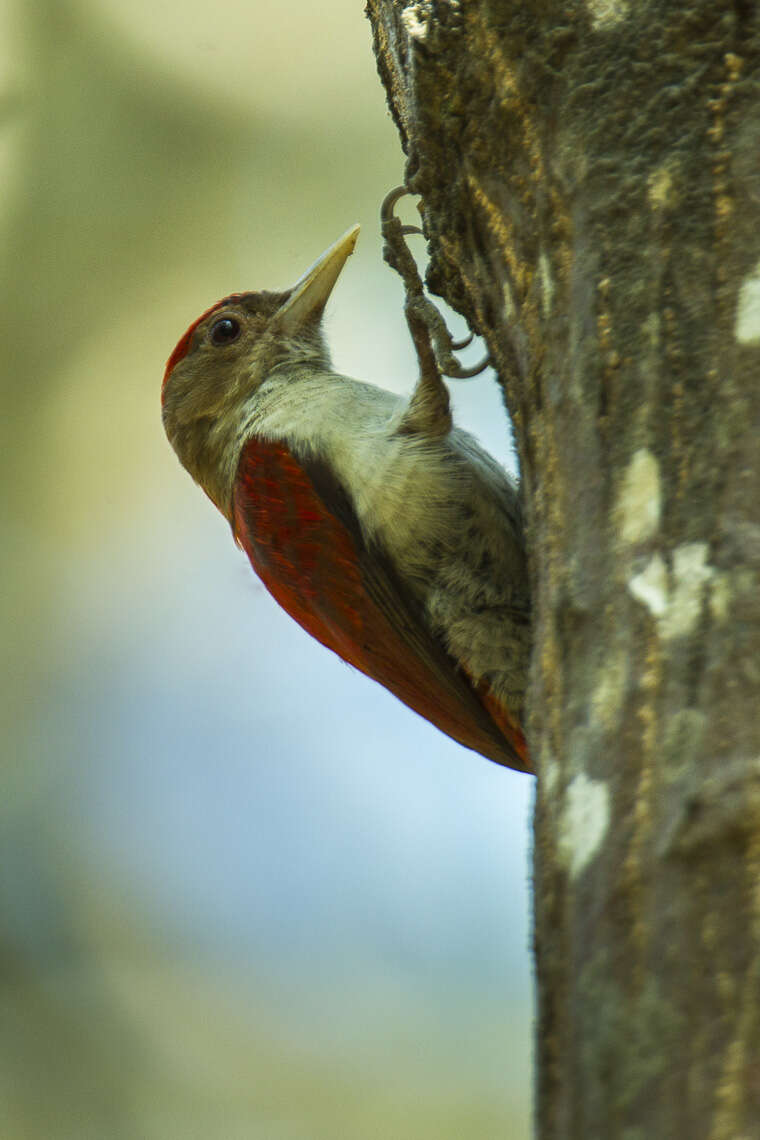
[380,184,411,225]
[442,353,491,379]
[380,185,491,381]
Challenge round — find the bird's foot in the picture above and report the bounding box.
[380,186,491,380]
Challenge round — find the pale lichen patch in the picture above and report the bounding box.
[664,543,714,639]
[616,449,661,546]
[586,0,629,31]
[735,260,760,345]
[709,572,731,623]
[648,164,676,210]
[400,3,430,41]
[629,544,715,640]
[558,773,610,879]
[503,278,515,320]
[541,749,560,797]
[629,553,668,616]
[591,652,628,731]
[538,250,554,316]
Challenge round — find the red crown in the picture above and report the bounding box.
[162,294,245,400]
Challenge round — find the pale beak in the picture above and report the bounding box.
[275,225,360,334]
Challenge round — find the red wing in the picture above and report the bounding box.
[232,437,529,772]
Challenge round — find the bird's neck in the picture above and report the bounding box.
[180,357,340,524]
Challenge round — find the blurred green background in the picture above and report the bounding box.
[1,0,533,1135]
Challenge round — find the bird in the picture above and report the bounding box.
[161,224,532,772]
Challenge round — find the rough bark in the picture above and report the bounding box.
[366,2,760,1137]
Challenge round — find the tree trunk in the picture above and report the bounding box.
[366,2,760,1136]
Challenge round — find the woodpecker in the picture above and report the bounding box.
[162,225,531,772]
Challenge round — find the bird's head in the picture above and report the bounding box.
[162,225,360,517]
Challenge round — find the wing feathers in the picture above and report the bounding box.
[232,437,529,772]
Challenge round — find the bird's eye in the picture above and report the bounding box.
[210,317,241,346]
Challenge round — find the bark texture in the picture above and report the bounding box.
[366,2,760,1137]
